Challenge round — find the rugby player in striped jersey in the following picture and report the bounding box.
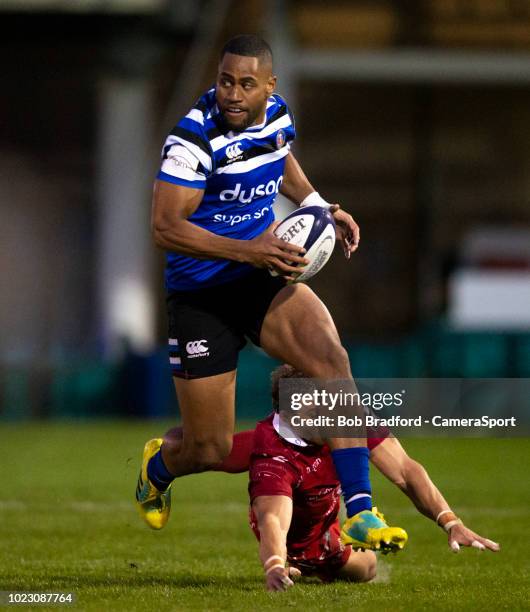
[136,34,405,551]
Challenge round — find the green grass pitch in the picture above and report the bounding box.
[0,422,528,611]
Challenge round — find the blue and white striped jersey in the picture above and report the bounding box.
[157,88,296,291]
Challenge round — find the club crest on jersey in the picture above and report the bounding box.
[275,129,286,150]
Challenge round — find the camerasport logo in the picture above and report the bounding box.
[186,340,209,358]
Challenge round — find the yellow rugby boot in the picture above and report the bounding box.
[341,507,408,554]
[135,438,171,530]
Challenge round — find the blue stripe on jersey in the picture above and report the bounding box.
[158,89,296,291]
[156,170,206,189]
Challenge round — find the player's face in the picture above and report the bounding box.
[216,53,276,132]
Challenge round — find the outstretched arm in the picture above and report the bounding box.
[252,495,294,591]
[370,437,500,552]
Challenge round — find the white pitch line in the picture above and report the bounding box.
[0,500,26,510]
[68,501,131,512]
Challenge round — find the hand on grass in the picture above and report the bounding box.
[448,523,500,553]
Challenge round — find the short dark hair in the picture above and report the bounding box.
[271,364,305,412]
[220,34,273,67]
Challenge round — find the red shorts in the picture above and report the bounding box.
[249,511,352,582]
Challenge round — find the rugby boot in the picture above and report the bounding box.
[341,507,408,554]
[135,438,172,530]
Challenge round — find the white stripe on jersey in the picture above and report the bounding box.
[214,145,289,175]
[206,103,220,120]
[160,157,205,183]
[185,108,205,125]
[210,113,292,152]
[164,134,212,172]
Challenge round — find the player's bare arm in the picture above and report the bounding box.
[252,495,294,591]
[371,437,500,552]
[278,151,314,203]
[152,179,307,277]
[280,152,360,257]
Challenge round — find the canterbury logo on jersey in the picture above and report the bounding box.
[186,340,209,358]
[220,176,283,205]
[225,142,244,161]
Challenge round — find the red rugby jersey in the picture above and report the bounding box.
[248,413,388,560]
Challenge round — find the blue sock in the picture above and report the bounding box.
[331,447,372,517]
[147,450,175,492]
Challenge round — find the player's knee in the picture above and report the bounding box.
[300,341,350,379]
[360,552,377,582]
[339,550,377,583]
[318,343,351,378]
[333,345,351,377]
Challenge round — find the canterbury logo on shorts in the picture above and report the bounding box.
[186,339,210,358]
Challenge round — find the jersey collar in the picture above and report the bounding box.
[272,412,309,447]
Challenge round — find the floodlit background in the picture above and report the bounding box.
[1,4,529,610]
[1,0,530,420]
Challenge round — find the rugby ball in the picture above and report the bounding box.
[272,205,336,282]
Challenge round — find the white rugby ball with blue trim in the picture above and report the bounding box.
[272,205,336,282]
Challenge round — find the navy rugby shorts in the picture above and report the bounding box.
[167,269,286,379]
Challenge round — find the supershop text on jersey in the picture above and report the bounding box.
[157,89,296,291]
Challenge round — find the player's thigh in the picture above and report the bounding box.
[166,289,243,454]
[259,283,350,378]
[336,548,377,582]
[261,285,366,449]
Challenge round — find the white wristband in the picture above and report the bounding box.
[265,563,285,575]
[299,191,331,210]
[443,519,463,532]
[263,555,284,568]
[436,509,453,525]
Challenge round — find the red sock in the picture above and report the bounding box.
[213,429,254,473]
